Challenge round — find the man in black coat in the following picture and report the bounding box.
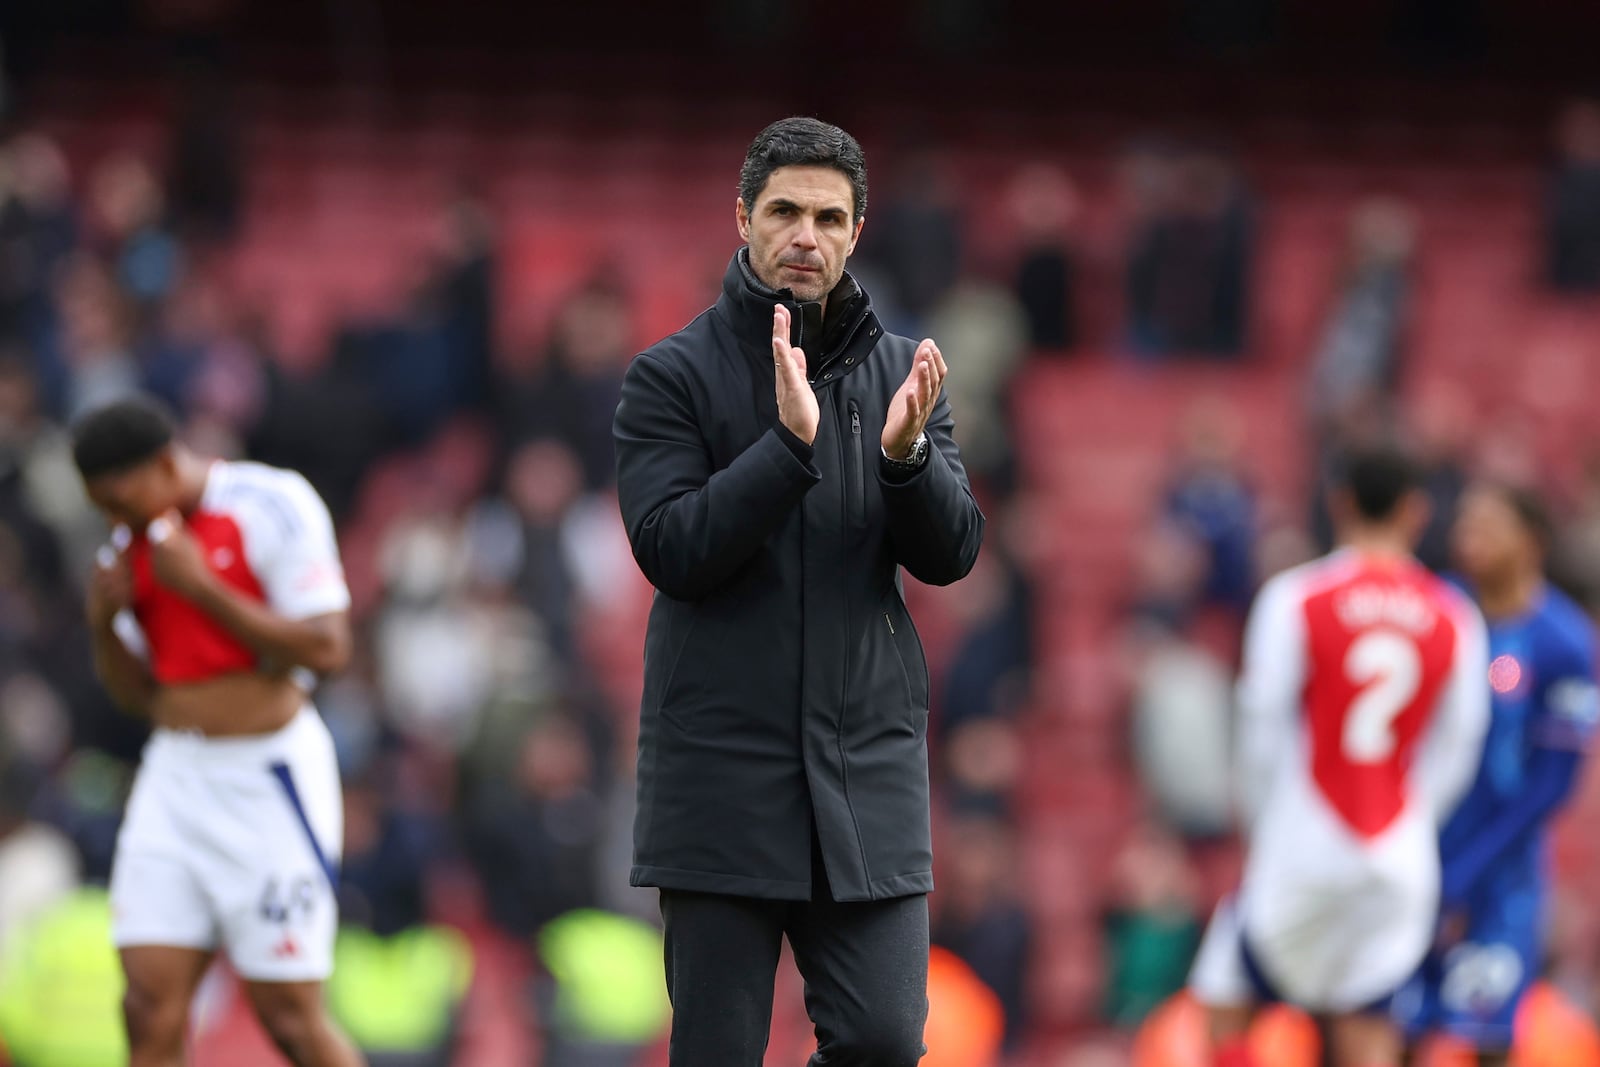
[613,116,985,1065]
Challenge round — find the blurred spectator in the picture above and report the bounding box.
[938,537,1034,732]
[942,716,1023,812]
[858,148,964,334]
[0,757,76,957]
[1405,380,1473,573]
[1552,452,1600,612]
[499,276,631,491]
[467,439,584,658]
[0,133,77,409]
[1100,822,1203,1028]
[55,253,139,418]
[1125,142,1254,358]
[87,154,182,313]
[1544,99,1600,294]
[467,715,606,943]
[931,810,1033,1049]
[1307,197,1417,426]
[1129,633,1234,838]
[1128,519,1210,633]
[536,908,671,1066]
[1007,163,1081,351]
[925,270,1027,488]
[1161,398,1257,616]
[0,888,125,1067]
[337,761,443,937]
[326,922,473,1067]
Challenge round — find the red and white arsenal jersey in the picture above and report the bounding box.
[1237,550,1488,841]
[113,460,350,686]
[1229,549,1490,1009]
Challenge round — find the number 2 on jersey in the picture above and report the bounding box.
[1342,630,1422,762]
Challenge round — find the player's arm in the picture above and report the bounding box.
[1440,641,1596,906]
[145,477,354,677]
[614,349,821,602]
[1234,571,1306,827]
[183,584,350,677]
[85,550,156,715]
[1415,599,1492,823]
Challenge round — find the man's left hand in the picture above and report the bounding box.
[146,509,215,600]
[882,339,946,460]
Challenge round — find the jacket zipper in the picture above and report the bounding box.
[848,402,865,524]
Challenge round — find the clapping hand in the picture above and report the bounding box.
[772,304,819,445]
[882,339,946,459]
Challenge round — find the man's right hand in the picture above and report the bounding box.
[773,304,818,445]
[87,544,132,631]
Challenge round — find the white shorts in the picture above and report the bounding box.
[1190,894,1254,1008]
[110,707,343,982]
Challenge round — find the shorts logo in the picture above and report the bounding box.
[271,934,301,959]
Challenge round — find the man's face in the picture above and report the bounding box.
[1451,486,1532,587]
[83,451,179,531]
[737,165,863,305]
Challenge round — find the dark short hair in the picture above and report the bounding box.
[739,117,868,222]
[1335,444,1421,522]
[71,394,177,479]
[1479,480,1556,555]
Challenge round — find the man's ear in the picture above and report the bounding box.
[736,197,751,242]
[847,216,865,257]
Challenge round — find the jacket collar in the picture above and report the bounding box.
[718,248,877,373]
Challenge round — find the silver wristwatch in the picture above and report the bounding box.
[881,432,929,472]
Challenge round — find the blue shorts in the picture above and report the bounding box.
[1394,890,1540,1050]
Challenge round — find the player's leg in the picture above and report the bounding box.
[785,888,928,1066]
[659,889,787,1066]
[243,980,363,1067]
[1191,895,1261,1067]
[120,946,214,1067]
[1326,1010,1404,1067]
[216,711,360,1065]
[1208,1003,1259,1067]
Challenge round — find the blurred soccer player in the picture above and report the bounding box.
[1395,482,1598,1066]
[1189,446,1490,1067]
[73,395,364,1067]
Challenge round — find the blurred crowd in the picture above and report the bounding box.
[3,83,1600,1065]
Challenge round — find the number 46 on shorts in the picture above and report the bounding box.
[258,875,319,924]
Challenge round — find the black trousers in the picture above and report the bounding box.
[658,880,929,1067]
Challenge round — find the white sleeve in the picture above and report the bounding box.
[242,474,351,620]
[1235,571,1306,829]
[1414,597,1491,821]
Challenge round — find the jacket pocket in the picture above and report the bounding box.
[882,595,931,723]
[847,400,865,527]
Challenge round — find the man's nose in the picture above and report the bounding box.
[792,219,819,249]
